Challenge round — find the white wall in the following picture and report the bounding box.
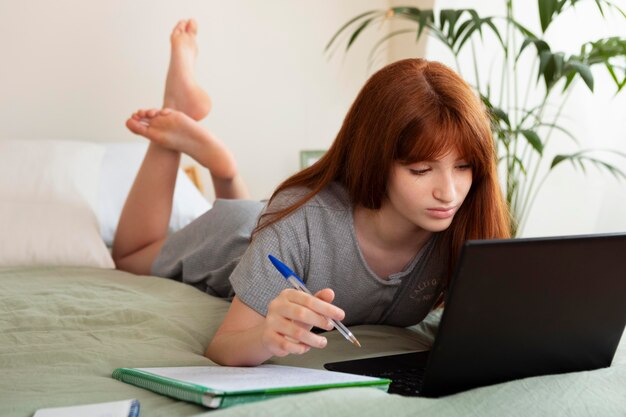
[0,0,388,201]
[1,0,624,235]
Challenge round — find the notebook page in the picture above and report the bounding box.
[33,399,139,417]
[137,365,381,392]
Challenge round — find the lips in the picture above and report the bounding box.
[426,206,457,219]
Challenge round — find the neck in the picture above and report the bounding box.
[353,204,432,254]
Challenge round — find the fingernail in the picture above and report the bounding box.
[319,337,327,348]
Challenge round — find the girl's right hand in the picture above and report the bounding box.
[261,288,345,357]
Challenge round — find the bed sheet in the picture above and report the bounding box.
[0,267,624,417]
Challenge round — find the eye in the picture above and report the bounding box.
[409,168,431,176]
[456,163,472,171]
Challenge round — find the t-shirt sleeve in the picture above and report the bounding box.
[228,196,311,317]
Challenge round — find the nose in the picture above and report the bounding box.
[432,171,456,203]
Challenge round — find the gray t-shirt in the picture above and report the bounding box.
[152,182,447,327]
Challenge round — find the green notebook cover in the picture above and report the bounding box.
[112,365,390,408]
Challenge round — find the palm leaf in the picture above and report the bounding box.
[510,19,540,39]
[439,9,465,41]
[550,150,626,180]
[367,29,416,64]
[456,16,504,53]
[574,37,626,92]
[481,95,511,128]
[538,0,559,33]
[566,61,594,91]
[324,10,381,52]
[390,7,435,40]
[537,122,580,144]
[520,129,544,155]
[517,38,551,63]
[346,17,380,51]
[500,155,528,175]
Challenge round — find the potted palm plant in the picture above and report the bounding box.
[327,0,626,236]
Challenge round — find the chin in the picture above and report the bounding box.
[422,219,454,233]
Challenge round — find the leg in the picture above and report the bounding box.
[113,20,247,274]
[161,18,249,199]
[126,108,249,198]
[112,141,179,275]
[114,108,249,274]
[163,19,212,121]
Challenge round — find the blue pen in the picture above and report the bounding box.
[268,255,361,348]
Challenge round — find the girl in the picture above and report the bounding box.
[113,19,510,367]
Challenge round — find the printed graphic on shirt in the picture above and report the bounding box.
[409,278,440,303]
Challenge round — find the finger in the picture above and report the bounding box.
[284,289,345,321]
[264,329,311,357]
[160,108,173,115]
[263,326,311,356]
[314,288,335,304]
[277,301,333,331]
[268,293,333,331]
[267,300,326,333]
[273,316,328,349]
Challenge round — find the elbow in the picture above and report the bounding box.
[204,343,227,365]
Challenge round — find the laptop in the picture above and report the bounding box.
[324,233,626,397]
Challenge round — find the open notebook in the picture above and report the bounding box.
[113,365,389,408]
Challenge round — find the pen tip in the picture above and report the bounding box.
[352,338,362,348]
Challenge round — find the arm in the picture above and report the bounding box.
[206,289,344,366]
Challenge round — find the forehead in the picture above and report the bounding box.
[398,117,475,161]
[417,148,466,163]
[405,142,468,164]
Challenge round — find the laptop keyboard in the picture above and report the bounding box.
[365,367,425,396]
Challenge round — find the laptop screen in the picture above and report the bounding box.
[421,233,626,396]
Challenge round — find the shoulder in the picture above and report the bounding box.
[266,182,352,214]
[307,182,352,211]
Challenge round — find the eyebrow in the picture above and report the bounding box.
[411,157,469,164]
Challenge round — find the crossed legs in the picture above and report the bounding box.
[112,19,249,275]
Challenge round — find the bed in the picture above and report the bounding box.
[1,139,625,417]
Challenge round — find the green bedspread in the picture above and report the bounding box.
[0,267,624,417]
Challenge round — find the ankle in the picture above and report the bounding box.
[148,141,182,159]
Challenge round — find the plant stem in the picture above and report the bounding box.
[498,0,515,217]
[517,83,576,233]
[509,0,524,227]
[471,38,481,93]
[515,90,551,230]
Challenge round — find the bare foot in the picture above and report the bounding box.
[126,108,237,179]
[164,19,212,121]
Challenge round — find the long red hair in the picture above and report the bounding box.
[254,58,510,284]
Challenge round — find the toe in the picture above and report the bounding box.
[125,118,148,135]
[147,108,159,118]
[172,20,186,36]
[186,19,197,35]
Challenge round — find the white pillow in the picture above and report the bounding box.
[0,139,114,268]
[98,142,211,247]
